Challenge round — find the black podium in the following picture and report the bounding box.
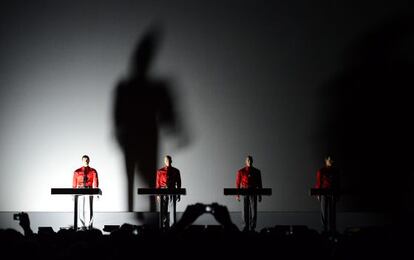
[224,188,272,231]
[310,188,339,234]
[138,188,186,230]
[51,188,102,230]
[309,188,339,196]
[224,188,272,196]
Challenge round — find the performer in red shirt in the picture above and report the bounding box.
[236,155,262,232]
[156,155,181,229]
[72,155,99,230]
[315,156,340,234]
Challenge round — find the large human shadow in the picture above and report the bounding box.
[113,26,182,212]
[316,13,414,221]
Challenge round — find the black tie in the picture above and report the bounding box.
[83,167,88,188]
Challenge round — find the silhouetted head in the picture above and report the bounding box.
[164,155,172,167]
[324,156,333,168]
[82,155,90,167]
[130,26,163,77]
[245,155,253,167]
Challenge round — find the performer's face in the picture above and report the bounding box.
[245,157,252,167]
[164,156,172,167]
[82,157,90,167]
[325,157,333,167]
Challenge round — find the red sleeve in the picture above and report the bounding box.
[236,170,241,188]
[155,170,160,188]
[93,171,99,188]
[73,172,77,188]
[315,170,321,189]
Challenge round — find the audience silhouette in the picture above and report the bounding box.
[0,209,407,259]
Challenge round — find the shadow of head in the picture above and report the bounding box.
[130,25,164,77]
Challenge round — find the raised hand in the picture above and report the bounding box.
[18,212,33,236]
[210,203,239,232]
[172,203,205,231]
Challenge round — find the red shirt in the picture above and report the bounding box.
[156,166,181,188]
[236,166,262,189]
[73,166,99,188]
[315,166,339,189]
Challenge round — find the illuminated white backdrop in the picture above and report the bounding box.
[0,0,411,213]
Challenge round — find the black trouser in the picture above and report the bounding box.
[160,195,170,230]
[242,195,257,231]
[159,195,179,230]
[320,195,336,233]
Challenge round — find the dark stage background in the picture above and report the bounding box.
[1,0,413,222]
